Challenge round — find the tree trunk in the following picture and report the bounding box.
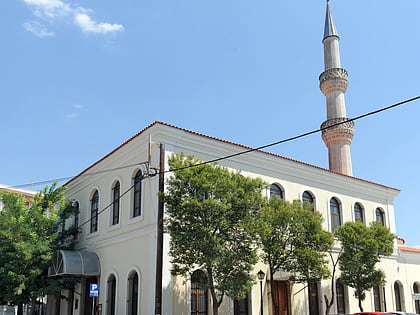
[269,266,280,315]
[207,268,219,315]
[358,294,364,312]
[17,303,23,315]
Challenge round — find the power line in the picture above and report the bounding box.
[6,95,420,190]
[74,95,420,230]
[164,95,420,174]
[10,162,148,189]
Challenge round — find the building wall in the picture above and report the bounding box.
[60,122,420,315]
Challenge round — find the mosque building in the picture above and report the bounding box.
[47,2,420,314]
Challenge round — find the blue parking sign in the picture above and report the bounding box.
[89,283,100,297]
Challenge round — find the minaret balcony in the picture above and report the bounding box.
[319,68,348,95]
[321,118,354,145]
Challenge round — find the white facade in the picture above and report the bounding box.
[51,121,420,315]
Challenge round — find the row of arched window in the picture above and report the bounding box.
[309,280,420,314]
[269,183,386,231]
[77,170,144,234]
[105,270,139,315]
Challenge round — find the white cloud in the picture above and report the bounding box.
[23,21,55,37]
[74,13,124,34]
[65,104,83,119]
[22,0,123,36]
[66,113,78,119]
[23,0,72,19]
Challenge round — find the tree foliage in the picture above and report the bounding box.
[162,154,265,315]
[253,198,333,315]
[334,221,395,312]
[0,183,79,312]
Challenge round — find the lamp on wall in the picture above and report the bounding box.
[257,270,265,315]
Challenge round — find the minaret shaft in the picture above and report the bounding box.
[320,2,354,176]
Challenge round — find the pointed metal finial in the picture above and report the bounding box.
[323,0,339,40]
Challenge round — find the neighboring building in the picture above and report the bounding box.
[0,184,36,210]
[47,2,420,315]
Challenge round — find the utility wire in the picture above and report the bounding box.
[164,95,420,174]
[5,95,420,190]
[8,162,148,189]
[74,95,420,230]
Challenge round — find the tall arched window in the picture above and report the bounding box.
[128,272,139,315]
[133,171,142,218]
[330,197,341,232]
[73,201,79,240]
[90,191,99,233]
[270,184,283,200]
[308,283,319,315]
[413,282,420,314]
[112,182,120,225]
[336,280,346,314]
[373,286,384,311]
[106,275,116,315]
[191,270,208,315]
[302,191,315,211]
[376,208,385,226]
[394,282,403,311]
[354,203,364,223]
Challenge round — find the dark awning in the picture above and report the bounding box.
[49,250,100,278]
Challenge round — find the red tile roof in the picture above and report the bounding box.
[64,121,400,192]
[398,246,420,253]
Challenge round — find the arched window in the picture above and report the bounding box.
[308,283,320,315]
[73,201,79,240]
[336,280,346,314]
[112,182,120,225]
[376,208,385,225]
[191,270,208,315]
[90,191,99,233]
[373,286,385,312]
[354,203,364,223]
[133,171,142,218]
[330,197,341,232]
[302,191,315,211]
[394,282,403,311]
[106,275,116,315]
[270,184,283,200]
[413,282,420,314]
[128,272,139,315]
[234,295,249,315]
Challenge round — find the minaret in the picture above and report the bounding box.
[319,0,354,176]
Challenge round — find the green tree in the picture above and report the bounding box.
[334,221,395,312]
[0,183,79,314]
[254,198,333,315]
[162,154,265,315]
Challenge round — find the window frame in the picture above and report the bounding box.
[112,181,120,226]
[302,191,315,211]
[90,190,99,233]
[330,197,341,232]
[127,271,139,315]
[106,274,117,315]
[336,279,346,314]
[132,171,143,218]
[191,270,208,315]
[270,183,284,200]
[354,202,364,223]
[375,208,385,226]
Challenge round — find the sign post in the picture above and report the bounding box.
[90,284,100,315]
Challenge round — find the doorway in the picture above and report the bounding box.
[272,281,290,315]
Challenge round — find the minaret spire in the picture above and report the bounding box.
[319,0,354,176]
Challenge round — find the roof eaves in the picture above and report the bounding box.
[63,121,400,193]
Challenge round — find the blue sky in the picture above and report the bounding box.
[1,0,420,246]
